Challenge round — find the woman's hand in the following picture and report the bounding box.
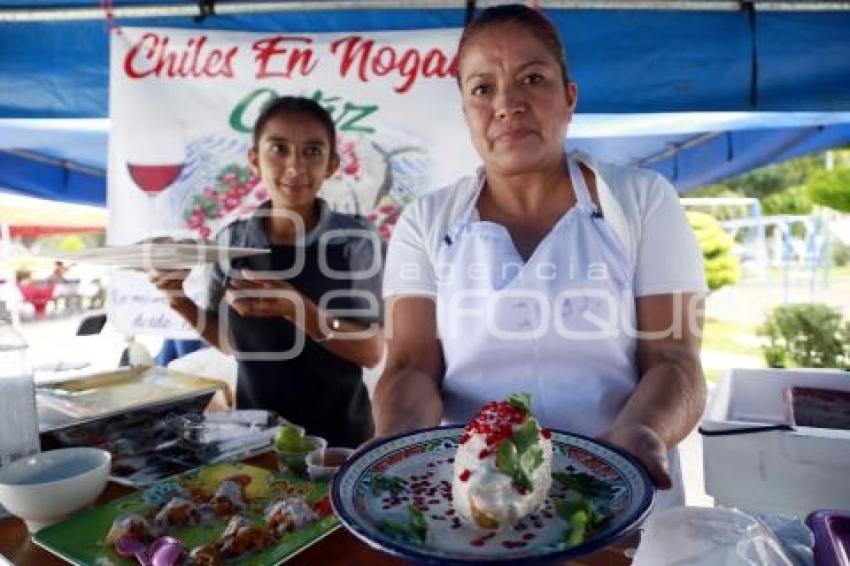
[148,269,191,306]
[600,292,706,491]
[600,424,672,489]
[372,296,444,436]
[225,269,304,319]
[149,267,229,353]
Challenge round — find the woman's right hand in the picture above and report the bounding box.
[600,423,672,490]
[148,269,191,305]
[148,268,227,353]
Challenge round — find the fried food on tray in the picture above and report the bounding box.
[218,515,271,558]
[106,512,154,545]
[187,543,222,566]
[265,497,318,537]
[210,478,248,517]
[104,465,326,563]
[154,496,200,528]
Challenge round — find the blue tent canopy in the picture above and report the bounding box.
[1,2,850,205]
[3,5,850,118]
[572,112,850,190]
[3,112,849,207]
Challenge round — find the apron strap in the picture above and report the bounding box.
[567,156,600,216]
[444,170,486,245]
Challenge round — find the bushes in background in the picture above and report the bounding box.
[686,211,741,292]
[758,304,850,369]
[807,168,850,213]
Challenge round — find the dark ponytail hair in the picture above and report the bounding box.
[457,4,570,87]
[253,96,337,153]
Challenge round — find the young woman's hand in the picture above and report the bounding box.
[148,269,191,306]
[225,269,305,319]
[600,423,672,489]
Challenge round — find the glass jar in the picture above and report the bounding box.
[0,318,40,467]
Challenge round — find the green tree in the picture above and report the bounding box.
[760,185,813,216]
[692,153,827,200]
[807,168,850,212]
[686,211,741,291]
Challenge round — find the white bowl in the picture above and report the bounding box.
[0,447,111,532]
[306,447,355,481]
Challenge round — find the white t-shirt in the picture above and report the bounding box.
[384,151,708,298]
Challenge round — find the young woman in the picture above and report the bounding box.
[152,96,384,448]
[374,4,708,508]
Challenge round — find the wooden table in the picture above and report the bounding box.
[0,453,636,565]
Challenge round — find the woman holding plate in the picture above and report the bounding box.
[152,96,384,449]
[373,4,707,508]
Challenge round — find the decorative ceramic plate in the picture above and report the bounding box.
[332,426,654,565]
[33,462,338,565]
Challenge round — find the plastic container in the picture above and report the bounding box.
[806,510,850,566]
[701,368,850,518]
[787,387,850,430]
[0,318,40,468]
[306,447,354,481]
[631,506,797,566]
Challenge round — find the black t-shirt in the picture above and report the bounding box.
[204,200,383,447]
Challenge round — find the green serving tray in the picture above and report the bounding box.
[33,461,339,565]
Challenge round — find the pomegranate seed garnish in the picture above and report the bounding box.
[503,541,528,549]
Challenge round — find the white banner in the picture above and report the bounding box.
[108,26,476,336]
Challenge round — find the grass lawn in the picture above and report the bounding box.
[830,265,850,279]
[703,367,725,383]
[702,318,762,356]
[765,264,850,281]
[701,317,766,384]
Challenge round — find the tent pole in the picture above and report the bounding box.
[0,149,105,179]
[3,0,850,23]
[635,131,722,168]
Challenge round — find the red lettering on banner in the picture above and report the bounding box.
[330,35,456,94]
[332,35,374,83]
[252,36,318,79]
[124,32,238,79]
[422,48,452,78]
[397,49,420,92]
[203,50,223,76]
[372,46,394,77]
[447,54,460,77]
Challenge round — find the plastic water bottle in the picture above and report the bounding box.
[0,317,40,467]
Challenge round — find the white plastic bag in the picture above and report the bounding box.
[631,507,797,566]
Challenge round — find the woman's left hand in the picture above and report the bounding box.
[225,269,304,319]
[600,424,672,489]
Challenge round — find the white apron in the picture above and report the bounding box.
[435,154,684,508]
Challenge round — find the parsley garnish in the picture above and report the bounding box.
[555,498,611,546]
[552,472,614,499]
[378,504,428,544]
[495,415,545,492]
[508,392,532,414]
[369,474,406,496]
